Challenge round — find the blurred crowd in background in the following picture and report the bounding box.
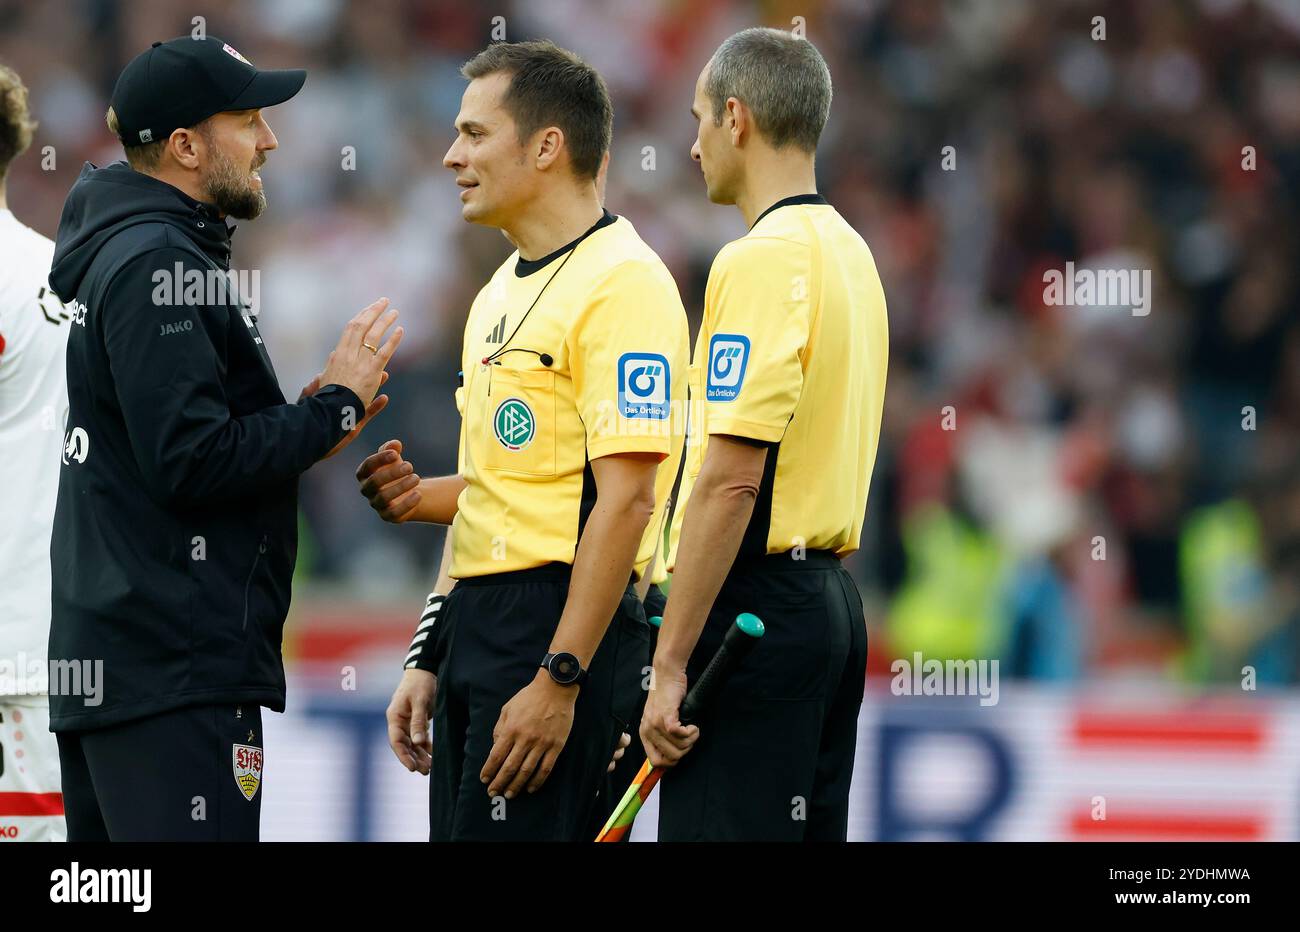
[3,0,1299,686]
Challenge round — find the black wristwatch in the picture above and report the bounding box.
[540,651,588,687]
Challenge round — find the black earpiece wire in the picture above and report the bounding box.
[480,243,580,368]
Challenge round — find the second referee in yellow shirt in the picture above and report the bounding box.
[356,41,687,841]
[641,28,889,841]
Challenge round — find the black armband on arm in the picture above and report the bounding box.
[404,592,447,672]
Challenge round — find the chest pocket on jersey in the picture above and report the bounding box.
[484,365,557,477]
[683,363,706,480]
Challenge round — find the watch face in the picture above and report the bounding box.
[549,652,581,684]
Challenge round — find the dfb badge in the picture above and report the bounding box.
[232,744,263,801]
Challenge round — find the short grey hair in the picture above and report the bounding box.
[704,27,831,153]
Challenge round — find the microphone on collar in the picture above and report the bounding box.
[482,347,553,367]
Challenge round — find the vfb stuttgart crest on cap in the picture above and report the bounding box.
[222,42,252,65]
[232,743,263,801]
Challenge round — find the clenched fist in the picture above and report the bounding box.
[356,439,423,522]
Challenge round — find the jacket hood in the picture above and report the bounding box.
[49,161,234,301]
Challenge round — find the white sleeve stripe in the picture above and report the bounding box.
[409,630,430,645]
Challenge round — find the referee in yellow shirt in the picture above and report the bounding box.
[641,28,889,841]
[355,41,688,841]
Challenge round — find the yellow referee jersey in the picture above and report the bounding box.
[451,211,689,579]
[667,194,888,567]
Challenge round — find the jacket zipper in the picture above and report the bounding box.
[241,535,269,632]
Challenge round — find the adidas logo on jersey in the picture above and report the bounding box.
[485,314,506,344]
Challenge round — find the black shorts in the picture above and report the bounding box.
[658,551,867,841]
[430,563,650,841]
[56,703,264,841]
[642,581,667,622]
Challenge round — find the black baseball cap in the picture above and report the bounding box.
[111,35,306,146]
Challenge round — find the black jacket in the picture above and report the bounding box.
[47,162,361,731]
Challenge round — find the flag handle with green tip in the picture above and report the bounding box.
[595,613,765,842]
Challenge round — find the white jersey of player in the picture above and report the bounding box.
[0,207,68,698]
[0,207,68,841]
[0,698,63,840]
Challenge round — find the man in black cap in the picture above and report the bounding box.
[45,36,402,841]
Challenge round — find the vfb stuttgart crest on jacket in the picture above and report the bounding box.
[232,744,263,801]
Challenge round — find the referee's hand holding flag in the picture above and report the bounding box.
[639,665,699,767]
